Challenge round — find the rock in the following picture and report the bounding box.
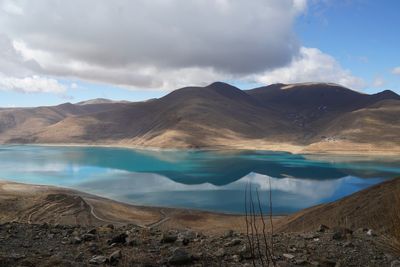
[106,224,115,230]
[238,245,252,259]
[317,224,330,233]
[88,242,99,254]
[366,229,375,236]
[391,260,400,267]
[108,233,128,245]
[109,250,122,265]
[224,238,242,247]
[75,252,84,262]
[178,230,196,241]
[82,233,95,242]
[295,258,307,265]
[89,255,107,265]
[232,254,241,262]
[183,238,191,246]
[161,232,178,243]
[331,227,353,240]
[302,233,319,240]
[71,237,82,244]
[276,261,292,267]
[321,258,337,267]
[283,253,295,260]
[87,228,97,235]
[215,248,226,257]
[168,248,192,265]
[177,230,196,245]
[343,241,353,248]
[224,230,234,238]
[126,236,139,246]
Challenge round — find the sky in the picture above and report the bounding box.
[0,0,399,107]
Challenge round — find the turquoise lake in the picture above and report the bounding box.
[0,145,399,214]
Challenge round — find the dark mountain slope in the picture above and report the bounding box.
[0,82,399,154]
[33,82,296,147]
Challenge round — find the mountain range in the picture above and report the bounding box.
[1,82,399,154]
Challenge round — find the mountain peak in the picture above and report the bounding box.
[77,98,116,105]
[375,89,400,98]
[207,81,237,89]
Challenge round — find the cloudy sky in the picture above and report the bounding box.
[0,0,399,107]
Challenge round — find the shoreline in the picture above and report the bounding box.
[0,179,286,234]
[3,141,400,156]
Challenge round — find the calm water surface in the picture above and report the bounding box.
[0,145,399,214]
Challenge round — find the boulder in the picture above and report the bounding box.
[168,248,192,265]
[89,255,107,265]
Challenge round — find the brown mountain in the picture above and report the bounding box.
[0,82,399,154]
[277,177,400,234]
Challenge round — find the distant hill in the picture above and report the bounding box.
[0,82,399,154]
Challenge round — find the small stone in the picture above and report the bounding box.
[126,237,139,246]
[71,237,82,244]
[87,228,97,235]
[215,248,226,257]
[391,260,400,267]
[232,255,241,262]
[331,227,352,240]
[108,233,128,244]
[343,241,353,248]
[224,230,234,238]
[302,233,319,240]
[161,232,178,243]
[109,250,122,265]
[168,248,192,265]
[295,258,306,265]
[238,245,252,259]
[276,261,292,267]
[283,253,295,260]
[317,224,330,232]
[321,259,337,267]
[181,238,190,246]
[75,252,84,262]
[82,233,95,242]
[89,255,107,265]
[224,238,242,247]
[366,229,375,236]
[88,243,99,253]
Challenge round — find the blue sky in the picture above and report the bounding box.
[296,0,400,94]
[0,0,399,107]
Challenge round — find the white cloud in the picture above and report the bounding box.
[0,0,305,90]
[253,47,366,90]
[0,34,66,94]
[392,67,400,75]
[372,77,385,88]
[1,0,23,15]
[0,1,369,92]
[0,75,66,93]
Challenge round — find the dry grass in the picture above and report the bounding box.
[381,190,400,256]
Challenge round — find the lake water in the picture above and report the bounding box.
[0,145,399,214]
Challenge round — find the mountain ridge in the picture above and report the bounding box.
[0,82,399,154]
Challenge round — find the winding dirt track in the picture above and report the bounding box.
[0,180,268,234]
[145,209,170,229]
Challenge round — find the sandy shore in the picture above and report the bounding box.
[7,139,400,156]
[0,180,284,234]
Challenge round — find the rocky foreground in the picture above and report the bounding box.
[0,222,399,267]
